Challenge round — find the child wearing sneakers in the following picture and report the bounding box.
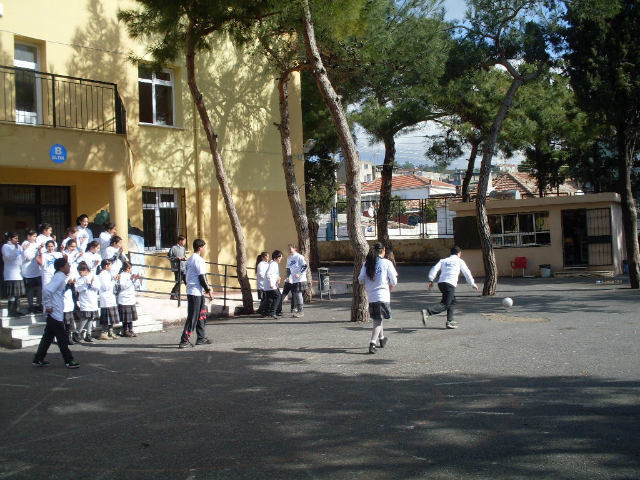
[98,259,120,340]
[358,242,398,354]
[33,257,79,369]
[117,261,143,337]
[75,261,98,343]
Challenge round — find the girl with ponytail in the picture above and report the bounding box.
[358,242,398,354]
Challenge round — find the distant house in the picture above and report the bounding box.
[336,160,376,184]
[360,174,456,201]
[491,172,582,197]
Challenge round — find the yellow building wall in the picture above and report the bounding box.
[451,193,624,277]
[0,0,304,286]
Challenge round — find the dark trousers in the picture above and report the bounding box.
[34,315,74,363]
[276,282,292,314]
[170,271,186,296]
[257,290,267,314]
[265,289,281,317]
[426,282,457,323]
[180,295,207,342]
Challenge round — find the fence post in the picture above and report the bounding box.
[223,265,227,309]
[177,262,182,307]
[51,74,56,128]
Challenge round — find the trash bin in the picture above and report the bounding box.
[539,264,551,278]
[318,267,331,300]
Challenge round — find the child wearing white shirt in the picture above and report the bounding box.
[75,262,99,343]
[40,240,63,288]
[117,261,143,337]
[255,252,270,315]
[80,241,101,275]
[36,223,57,250]
[62,268,78,345]
[105,235,126,277]
[75,214,94,253]
[99,223,116,259]
[60,226,78,252]
[98,259,120,340]
[21,229,43,313]
[2,232,25,317]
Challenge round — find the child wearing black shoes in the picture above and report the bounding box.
[75,262,99,342]
[357,242,398,354]
[32,258,79,368]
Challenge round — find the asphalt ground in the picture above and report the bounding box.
[1,266,639,480]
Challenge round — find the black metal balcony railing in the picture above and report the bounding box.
[0,65,126,135]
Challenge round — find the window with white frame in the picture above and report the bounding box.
[142,188,185,250]
[138,65,174,126]
[489,211,550,247]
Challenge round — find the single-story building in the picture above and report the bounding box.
[450,192,626,277]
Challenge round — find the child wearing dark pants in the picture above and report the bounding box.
[263,250,283,318]
[33,258,79,368]
[178,239,214,348]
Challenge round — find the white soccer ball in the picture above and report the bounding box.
[502,297,513,308]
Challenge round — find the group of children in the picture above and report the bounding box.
[255,244,308,319]
[2,216,143,366]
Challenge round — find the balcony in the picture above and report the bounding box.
[0,65,126,135]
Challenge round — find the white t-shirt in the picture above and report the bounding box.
[265,261,281,291]
[76,226,93,252]
[41,251,63,286]
[256,260,269,291]
[99,232,113,259]
[63,280,76,313]
[64,249,82,277]
[185,253,207,296]
[428,255,476,288]
[287,252,308,284]
[2,243,23,281]
[105,245,124,276]
[98,270,117,308]
[21,241,41,279]
[117,272,137,306]
[79,250,102,275]
[358,257,398,303]
[76,273,99,312]
[36,234,57,250]
[43,271,67,322]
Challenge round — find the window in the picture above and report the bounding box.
[14,42,43,125]
[138,65,174,126]
[142,188,186,250]
[489,211,550,248]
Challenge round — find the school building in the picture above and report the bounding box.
[0,0,303,290]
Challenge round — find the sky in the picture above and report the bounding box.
[354,0,523,171]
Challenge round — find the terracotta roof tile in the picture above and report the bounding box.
[361,174,455,192]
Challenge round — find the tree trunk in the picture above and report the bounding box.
[309,220,320,271]
[377,134,396,263]
[276,69,313,301]
[301,0,369,322]
[476,76,523,296]
[461,138,480,202]
[617,131,640,289]
[186,24,254,313]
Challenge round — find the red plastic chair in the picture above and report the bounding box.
[510,257,527,277]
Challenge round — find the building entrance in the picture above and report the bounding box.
[0,184,71,240]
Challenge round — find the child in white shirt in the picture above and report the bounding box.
[80,241,101,275]
[75,214,93,253]
[21,229,43,313]
[60,226,78,252]
[36,223,57,250]
[63,239,82,278]
[98,259,120,340]
[105,235,126,277]
[62,268,77,345]
[40,240,63,288]
[117,261,143,337]
[2,231,25,317]
[255,252,270,315]
[75,261,99,343]
[99,223,116,259]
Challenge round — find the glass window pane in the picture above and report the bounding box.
[519,214,534,233]
[155,85,173,126]
[15,70,37,112]
[142,191,156,205]
[143,209,156,249]
[160,193,174,204]
[521,234,535,245]
[489,215,502,234]
[535,212,550,232]
[536,232,551,245]
[159,207,178,248]
[492,236,503,247]
[138,82,153,123]
[504,234,518,246]
[138,65,153,80]
[156,71,171,82]
[503,215,518,233]
[15,44,38,64]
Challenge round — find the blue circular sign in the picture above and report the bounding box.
[50,144,67,164]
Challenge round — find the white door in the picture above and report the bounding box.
[14,42,42,125]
